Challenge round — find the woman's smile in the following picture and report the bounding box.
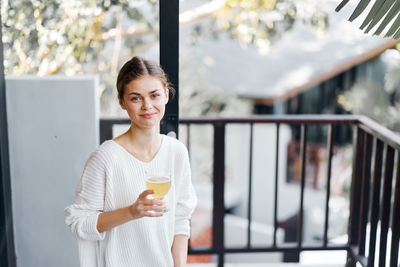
[140,112,157,119]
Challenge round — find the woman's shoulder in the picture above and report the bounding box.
[97,139,117,153]
[87,140,118,163]
[162,134,188,156]
[163,134,187,149]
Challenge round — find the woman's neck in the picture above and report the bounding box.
[123,126,162,159]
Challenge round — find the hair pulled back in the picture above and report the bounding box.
[116,56,175,100]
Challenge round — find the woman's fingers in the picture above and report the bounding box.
[141,199,164,206]
[138,203,167,212]
[143,211,163,217]
[132,190,167,218]
[147,205,167,212]
[139,189,154,199]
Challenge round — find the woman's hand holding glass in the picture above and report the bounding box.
[129,190,167,218]
[144,169,171,213]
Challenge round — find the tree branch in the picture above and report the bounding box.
[180,0,226,25]
[100,0,227,41]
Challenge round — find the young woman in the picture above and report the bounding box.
[65,56,197,267]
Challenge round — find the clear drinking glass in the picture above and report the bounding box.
[145,169,171,213]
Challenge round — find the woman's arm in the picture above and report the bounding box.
[65,151,108,240]
[174,144,198,236]
[171,234,189,267]
[97,189,166,233]
[171,144,197,266]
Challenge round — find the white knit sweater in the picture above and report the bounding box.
[64,135,197,267]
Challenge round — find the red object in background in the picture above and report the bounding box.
[187,227,212,263]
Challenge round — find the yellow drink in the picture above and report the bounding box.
[146,177,171,199]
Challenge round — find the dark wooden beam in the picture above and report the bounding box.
[0,10,17,267]
[160,0,179,137]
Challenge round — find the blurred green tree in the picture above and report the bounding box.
[338,49,400,131]
[1,0,328,116]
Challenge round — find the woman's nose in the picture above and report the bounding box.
[141,99,152,110]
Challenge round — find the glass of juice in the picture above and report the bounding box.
[145,171,171,213]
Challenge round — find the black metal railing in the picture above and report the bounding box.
[100,115,400,267]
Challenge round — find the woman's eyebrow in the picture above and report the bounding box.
[128,89,161,96]
[128,92,141,96]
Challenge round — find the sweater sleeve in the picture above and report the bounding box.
[174,144,198,237]
[64,150,107,241]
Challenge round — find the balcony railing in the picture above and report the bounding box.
[100,115,400,267]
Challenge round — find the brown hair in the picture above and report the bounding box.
[116,56,175,100]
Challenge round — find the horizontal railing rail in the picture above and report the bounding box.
[100,115,400,267]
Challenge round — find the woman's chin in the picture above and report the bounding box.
[132,120,160,130]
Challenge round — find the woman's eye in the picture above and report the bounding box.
[131,97,141,101]
[152,94,160,98]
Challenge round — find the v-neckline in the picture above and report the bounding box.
[111,135,165,164]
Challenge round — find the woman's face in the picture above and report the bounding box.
[119,75,169,130]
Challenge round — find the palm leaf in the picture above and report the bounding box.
[393,26,400,39]
[359,0,389,29]
[387,12,400,37]
[335,0,351,12]
[374,1,400,35]
[349,0,372,21]
[336,0,400,39]
[364,0,395,33]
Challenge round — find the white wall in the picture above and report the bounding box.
[6,76,99,267]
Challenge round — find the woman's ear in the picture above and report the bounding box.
[164,88,169,104]
[119,97,126,110]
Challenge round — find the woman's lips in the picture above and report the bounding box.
[140,113,156,119]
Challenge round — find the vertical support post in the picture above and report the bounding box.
[159,0,179,137]
[298,124,307,248]
[273,123,280,247]
[323,124,334,247]
[247,123,254,248]
[378,145,394,267]
[0,11,17,267]
[186,124,191,156]
[100,119,114,144]
[358,132,372,256]
[390,152,400,267]
[367,139,384,267]
[213,122,225,267]
[346,126,364,267]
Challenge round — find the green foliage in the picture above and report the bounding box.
[1,0,158,76]
[2,0,328,116]
[2,0,160,115]
[188,0,329,54]
[336,0,400,39]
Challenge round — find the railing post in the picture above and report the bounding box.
[358,132,372,256]
[323,124,334,247]
[390,153,400,266]
[213,122,225,267]
[273,123,280,247]
[367,139,384,267]
[100,119,114,144]
[298,124,307,249]
[247,123,254,249]
[346,126,364,267]
[378,145,394,267]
